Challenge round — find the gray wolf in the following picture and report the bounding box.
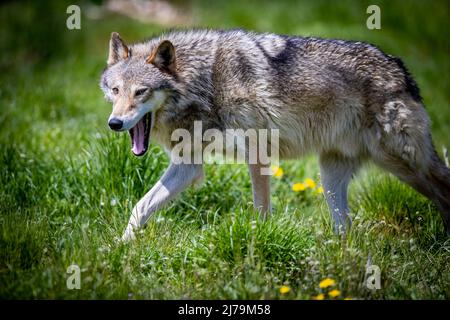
[99,29,450,240]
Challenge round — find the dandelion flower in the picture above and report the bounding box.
[313,293,325,300]
[304,178,316,188]
[272,166,283,178]
[328,289,341,298]
[319,278,335,288]
[279,285,290,294]
[292,183,307,192]
[315,186,324,194]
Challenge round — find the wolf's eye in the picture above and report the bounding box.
[135,88,148,97]
[112,87,119,95]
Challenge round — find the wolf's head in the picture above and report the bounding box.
[100,32,177,156]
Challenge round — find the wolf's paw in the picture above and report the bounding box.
[333,214,352,236]
[121,227,136,242]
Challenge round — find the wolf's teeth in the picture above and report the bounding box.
[129,112,152,156]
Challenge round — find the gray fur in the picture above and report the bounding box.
[100,29,450,239]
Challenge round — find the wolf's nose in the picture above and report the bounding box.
[108,118,123,131]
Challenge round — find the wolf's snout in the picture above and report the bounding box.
[108,118,123,131]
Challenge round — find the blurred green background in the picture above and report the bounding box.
[0,0,449,299]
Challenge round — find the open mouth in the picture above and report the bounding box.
[129,112,152,156]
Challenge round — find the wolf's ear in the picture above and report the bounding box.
[107,32,129,66]
[146,40,176,74]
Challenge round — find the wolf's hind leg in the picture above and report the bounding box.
[319,153,360,234]
[370,98,450,234]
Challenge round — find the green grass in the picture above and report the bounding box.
[0,0,449,299]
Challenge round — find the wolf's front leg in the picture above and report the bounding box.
[248,163,271,219]
[122,163,203,241]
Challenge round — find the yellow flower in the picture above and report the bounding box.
[292,183,307,192]
[316,186,324,194]
[328,289,341,298]
[344,297,352,300]
[272,166,283,178]
[319,278,335,288]
[313,293,325,300]
[279,285,290,294]
[304,178,316,189]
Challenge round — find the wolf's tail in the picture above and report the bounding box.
[428,148,450,233]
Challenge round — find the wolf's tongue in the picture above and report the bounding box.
[132,117,145,155]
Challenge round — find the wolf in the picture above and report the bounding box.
[100,29,450,241]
